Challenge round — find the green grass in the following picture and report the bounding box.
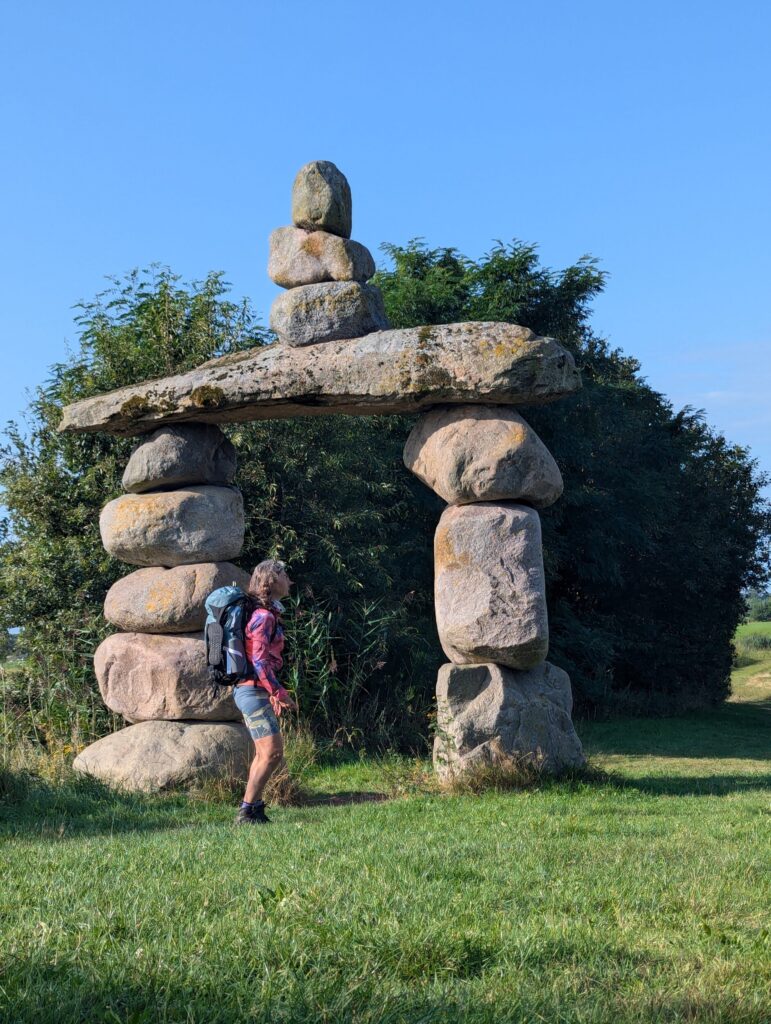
[1,653,769,1023]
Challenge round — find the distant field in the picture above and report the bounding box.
[1,637,769,1023]
[736,618,771,640]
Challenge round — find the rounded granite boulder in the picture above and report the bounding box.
[94,632,241,723]
[99,486,244,567]
[291,160,352,238]
[270,281,389,347]
[404,405,563,508]
[122,424,237,494]
[73,720,253,792]
[433,661,585,779]
[104,562,251,633]
[434,502,548,669]
[268,226,375,288]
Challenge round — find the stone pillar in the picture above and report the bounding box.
[403,404,585,778]
[73,424,254,792]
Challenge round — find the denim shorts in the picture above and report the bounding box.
[233,684,280,741]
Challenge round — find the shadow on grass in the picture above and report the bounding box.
[1,956,765,1024]
[580,699,771,763]
[300,790,389,806]
[0,768,204,840]
[613,772,771,797]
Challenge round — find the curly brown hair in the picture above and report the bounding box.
[247,559,288,608]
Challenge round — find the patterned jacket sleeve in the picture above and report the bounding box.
[247,611,282,696]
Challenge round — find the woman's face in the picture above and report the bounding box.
[272,570,293,600]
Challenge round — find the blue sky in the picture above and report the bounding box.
[2,1,770,489]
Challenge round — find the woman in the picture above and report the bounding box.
[232,558,297,825]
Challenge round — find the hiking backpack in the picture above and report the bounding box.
[204,586,251,686]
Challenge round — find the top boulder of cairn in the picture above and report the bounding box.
[292,161,352,238]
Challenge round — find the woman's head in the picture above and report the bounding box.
[248,559,293,607]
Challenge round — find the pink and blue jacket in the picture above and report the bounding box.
[244,602,288,702]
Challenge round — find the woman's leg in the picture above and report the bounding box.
[243,732,284,804]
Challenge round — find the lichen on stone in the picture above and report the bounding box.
[190,385,226,409]
[121,395,154,419]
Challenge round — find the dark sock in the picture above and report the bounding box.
[240,800,264,810]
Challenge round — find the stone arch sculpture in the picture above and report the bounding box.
[63,162,585,792]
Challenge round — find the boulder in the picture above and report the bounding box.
[73,720,253,792]
[270,281,389,346]
[99,486,244,567]
[268,226,375,288]
[433,661,585,778]
[58,322,582,436]
[94,632,241,722]
[291,160,352,238]
[104,562,251,633]
[435,502,548,669]
[404,405,563,507]
[122,424,236,493]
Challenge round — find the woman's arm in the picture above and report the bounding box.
[247,611,295,713]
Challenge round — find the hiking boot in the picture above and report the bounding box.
[234,801,271,825]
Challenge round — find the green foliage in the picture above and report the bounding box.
[377,240,771,714]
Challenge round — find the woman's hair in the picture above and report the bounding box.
[248,559,288,608]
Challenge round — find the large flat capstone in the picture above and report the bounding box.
[433,661,585,778]
[73,720,253,792]
[57,322,581,436]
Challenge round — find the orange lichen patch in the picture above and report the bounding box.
[107,493,179,532]
[300,233,325,258]
[477,333,532,361]
[144,580,178,614]
[435,524,471,570]
[483,421,529,464]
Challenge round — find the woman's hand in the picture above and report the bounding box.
[270,686,297,717]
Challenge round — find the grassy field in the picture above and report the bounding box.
[1,635,769,1023]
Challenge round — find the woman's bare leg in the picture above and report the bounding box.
[243,733,284,803]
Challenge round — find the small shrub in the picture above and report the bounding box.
[737,632,771,651]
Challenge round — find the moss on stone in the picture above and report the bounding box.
[190,385,226,409]
[120,395,154,418]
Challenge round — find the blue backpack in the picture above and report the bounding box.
[204,586,251,686]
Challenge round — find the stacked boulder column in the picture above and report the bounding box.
[403,405,585,777]
[73,425,254,791]
[268,160,390,346]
